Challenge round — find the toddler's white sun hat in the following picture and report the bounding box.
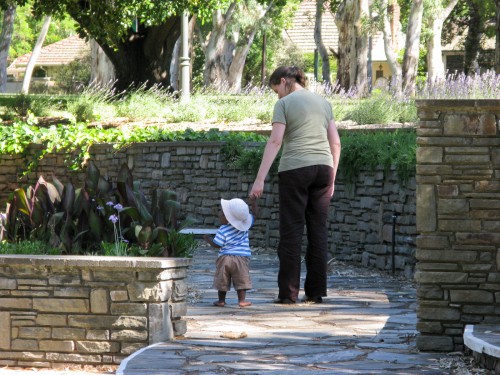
[221,198,252,231]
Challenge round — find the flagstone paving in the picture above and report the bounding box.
[116,245,473,375]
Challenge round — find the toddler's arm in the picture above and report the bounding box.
[203,234,221,249]
[250,197,259,219]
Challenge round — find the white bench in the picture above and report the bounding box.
[179,228,218,236]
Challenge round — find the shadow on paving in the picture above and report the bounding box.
[118,246,458,375]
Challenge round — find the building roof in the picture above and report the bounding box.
[8,34,89,71]
[283,0,339,53]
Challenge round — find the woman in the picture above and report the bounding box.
[249,66,341,304]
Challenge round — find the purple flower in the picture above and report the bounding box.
[114,203,123,211]
[109,214,119,224]
[96,205,104,211]
[106,201,114,206]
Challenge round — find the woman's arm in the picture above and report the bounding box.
[249,122,286,199]
[327,119,341,195]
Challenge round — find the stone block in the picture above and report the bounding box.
[39,340,74,352]
[475,180,500,192]
[161,153,171,169]
[437,184,458,197]
[173,319,187,336]
[149,303,173,344]
[76,341,120,353]
[86,330,109,340]
[110,303,147,315]
[120,342,144,355]
[417,285,443,299]
[415,271,467,284]
[91,289,109,314]
[170,302,187,318]
[35,314,67,326]
[12,339,38,350]
[443,113,496,136]
[172,281,187,302]
[0,312,10,350]
[416,185,436,232]
[416,235,450,249]
[110,290,128,302]
[417,307,461,321]
[18,327,51,339]
[416,321,442,333]
[45,353,102,363]
[54,287,89,298]
[69,315,147,330]
[127,281,171,302]
[33,299,89,313]
[441,219,481,232]
[52,328,86,340]
[110,329,148,341]
[438,199,468,215]
[0,278,16,289]
[416,335,454,351]
[417,147,443,164]
[0,298,32,309]
[450,290,494,303]
[456,232,500,245]
[445,154,491,164]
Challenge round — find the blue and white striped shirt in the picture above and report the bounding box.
[213,216,254,257]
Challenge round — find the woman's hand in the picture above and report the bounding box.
[249,179,264,199]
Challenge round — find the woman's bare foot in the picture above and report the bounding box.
[238,301,252,307]
[213,301,225,307]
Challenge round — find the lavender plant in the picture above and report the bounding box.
[417,70,500,99]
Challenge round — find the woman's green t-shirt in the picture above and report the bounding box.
[272,89,334,173]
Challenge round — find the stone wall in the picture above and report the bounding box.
[415,99,500,352]
[0,255,191,367]
[0,138,416,277]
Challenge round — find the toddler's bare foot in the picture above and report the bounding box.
[238,301,252,307]
[213,301,225,307]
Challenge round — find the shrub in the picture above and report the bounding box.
[0,161,198,257]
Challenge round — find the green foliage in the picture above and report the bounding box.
[5,3,78,59]
[221,139,279,176]
[0,240,61,255]
[347,91,418,124]
[1,161,197,257]
[339,130,417,186]
[51,53,92,94]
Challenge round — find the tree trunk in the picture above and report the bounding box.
[0,5,16,93]
[314,0,331,87]
[90,40,115,87]
[353,0,368,96]
[203,4,237,89]
[335,0,356,91]
[203,1,273,93]
[426,0,459,82]
[22,15,51,94]
[496,0,500,73]
[93,18,181,92]
[402,0,424,96]
[381,0,402,88]
[464,0,482,75]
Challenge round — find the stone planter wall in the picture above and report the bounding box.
[0,137,416,277]
[0,255,191,367]
[415,99,500,352]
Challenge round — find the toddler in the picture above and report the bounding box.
[204,198,256,307]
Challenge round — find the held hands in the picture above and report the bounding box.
[249,179,264,199]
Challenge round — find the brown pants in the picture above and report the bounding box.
[213,255,252,291]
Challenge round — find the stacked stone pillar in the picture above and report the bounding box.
[415,100,500,351]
